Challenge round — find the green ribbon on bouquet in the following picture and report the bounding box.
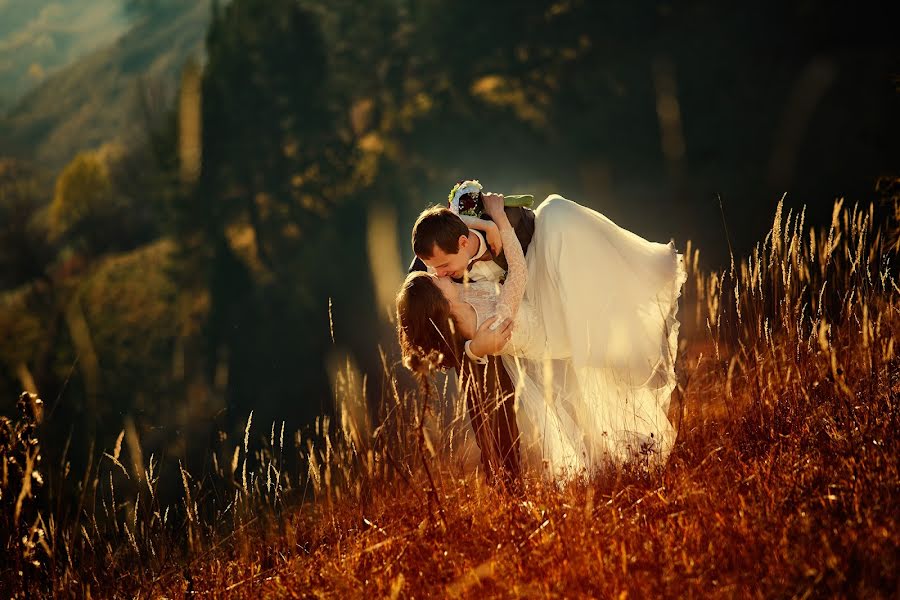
[502,194,534,208]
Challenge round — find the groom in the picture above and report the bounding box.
[408,197,535,485]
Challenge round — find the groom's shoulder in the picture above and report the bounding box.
[504,205,535,228]
[503,206,536,253]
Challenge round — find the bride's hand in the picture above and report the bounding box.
[469,316,513,358]
[483,193,508,224]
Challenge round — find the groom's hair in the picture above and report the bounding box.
[412,207,469,258]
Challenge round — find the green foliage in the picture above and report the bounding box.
[49,144,169,258]
[77,240,182,414]
[49,151,114,246]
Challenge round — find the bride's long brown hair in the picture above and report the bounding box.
[396,272,463,373]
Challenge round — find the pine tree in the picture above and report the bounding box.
[195,0,351,433]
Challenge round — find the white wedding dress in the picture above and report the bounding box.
[458,195,687,480]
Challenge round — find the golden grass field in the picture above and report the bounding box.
[2,197,899,598]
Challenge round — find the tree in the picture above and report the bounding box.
[49,142,166,257]
[0,160,64,418]
[200,0,349,268]
[0,159,55,290]
[49,151,117,256]
[193,0,360,433]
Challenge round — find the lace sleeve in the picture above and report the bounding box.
[494,225,526,325]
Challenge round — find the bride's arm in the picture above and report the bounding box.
[458,215,502,255]
[484,194,526,327]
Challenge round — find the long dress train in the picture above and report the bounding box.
[460,195,687,480]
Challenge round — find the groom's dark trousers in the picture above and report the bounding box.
[456,353,522,484]
[409,206,535,485]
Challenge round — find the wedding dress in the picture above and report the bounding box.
[458,195,687,480]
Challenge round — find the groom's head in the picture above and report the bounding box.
[412,207,472,278]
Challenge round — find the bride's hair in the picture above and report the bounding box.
[396,272,462,372]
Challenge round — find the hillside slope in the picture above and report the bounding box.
[0,0,129,113]
[0,2,209,169]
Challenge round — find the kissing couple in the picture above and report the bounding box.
[396,181,687,484]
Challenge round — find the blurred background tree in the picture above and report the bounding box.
[49,150,117,256]
[0,160,62,406]
[0,159,56,290]
[185,0,378,436]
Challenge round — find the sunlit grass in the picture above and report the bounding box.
[1,196,898,597]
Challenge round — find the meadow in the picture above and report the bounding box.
[2,196,898,598]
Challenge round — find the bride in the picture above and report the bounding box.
[396,192,687,480]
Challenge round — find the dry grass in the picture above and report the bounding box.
[1,197,899,598]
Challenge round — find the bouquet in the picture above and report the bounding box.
[448,180,533,218]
